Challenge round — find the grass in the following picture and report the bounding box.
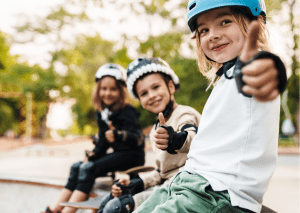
[278,136,298,147]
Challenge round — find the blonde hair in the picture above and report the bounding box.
[92,76,127,112]
[192,7,270,87]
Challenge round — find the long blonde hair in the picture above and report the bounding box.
[192,7,270,87]
[92,76,127,112]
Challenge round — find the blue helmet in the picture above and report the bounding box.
[187,0,266,32]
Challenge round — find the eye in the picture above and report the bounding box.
[153,85,159,89]
[197,28,208,36]
[140,92,147,97]
[221,20,231,26]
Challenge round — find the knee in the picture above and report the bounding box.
[103,195,134,213]
[103,198,123,213]
[69,161,82,180]
[78,161,95,182]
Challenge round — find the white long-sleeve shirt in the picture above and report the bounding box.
[183,66,280,213]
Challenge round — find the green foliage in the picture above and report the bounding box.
[0,32,14,73]
[278,137,297,147]
[0,99,19,135]
[52,34,132,131]
[4,0,298,139]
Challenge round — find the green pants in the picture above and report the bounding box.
[134,171,254,213]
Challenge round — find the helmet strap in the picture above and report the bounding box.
[154,99,174,129]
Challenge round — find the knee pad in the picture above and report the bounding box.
[78,161,95,182]
[68,161,82,181]
[98,193,114,213]
[103,194,134,213]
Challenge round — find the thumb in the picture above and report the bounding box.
[239,21,260,62]
[108,121,115,130]
[158,112,166,126]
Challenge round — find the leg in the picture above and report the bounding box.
[133,186,169,213]
[61,190,88,213]
[135,171,250,213]
[50,188,73,212]
[50,161,83,212]
[93,151,145,177]
[133,190,154,210]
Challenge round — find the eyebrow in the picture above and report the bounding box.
[197,12,232,28]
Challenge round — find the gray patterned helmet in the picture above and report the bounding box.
[126,58,180,99]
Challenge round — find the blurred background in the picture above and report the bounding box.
[0,0,299,146]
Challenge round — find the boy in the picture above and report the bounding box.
[98,57,201,213]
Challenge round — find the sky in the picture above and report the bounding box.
[0,0,61,33]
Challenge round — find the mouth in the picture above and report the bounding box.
[212,43,228,51]
[150,99,161,106]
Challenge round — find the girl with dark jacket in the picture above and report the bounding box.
[43,63,145,213]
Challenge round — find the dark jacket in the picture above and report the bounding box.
[92,105,145,158]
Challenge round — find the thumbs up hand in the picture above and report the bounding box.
[105,121,116,143]
[239,20,279,102]
[154,112,169,150]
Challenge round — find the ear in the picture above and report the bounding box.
[168,80,176,96]
[257,15,264,24]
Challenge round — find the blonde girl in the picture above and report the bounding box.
[134,0,287,212]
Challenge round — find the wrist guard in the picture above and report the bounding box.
[233,51,287,97]
[115,177,144,196]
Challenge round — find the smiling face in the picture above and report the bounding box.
[135,73,175,114]
[98,76,121,107]
[196,7,246,63]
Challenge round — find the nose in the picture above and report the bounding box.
[105,89,111,96]
[208,28,220,41]
[148,90,156,99]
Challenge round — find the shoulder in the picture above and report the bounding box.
[118,105,140,120]
[174,105,201,119]
[169,105,201,130]
[122,105,140,115]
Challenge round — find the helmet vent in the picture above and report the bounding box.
[255,7,258,11]
[189,3,196,10]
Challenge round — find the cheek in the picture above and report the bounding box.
[140,98,147,108]
[200,38,209,55]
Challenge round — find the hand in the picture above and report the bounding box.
[105,121,115,143]
[154,112,169,150]
[84,151,95,162]
[240,20,279,102]
[111,178,130,197]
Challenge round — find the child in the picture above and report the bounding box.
[134,0,287,213]
[97,57,201,213]
[43,63,145,213]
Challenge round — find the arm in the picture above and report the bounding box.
[154,111,200,154]
[161,123,198,154]
[112,106,144,148]
[92,111,109,157]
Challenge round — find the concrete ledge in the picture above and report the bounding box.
[278,147,299,155]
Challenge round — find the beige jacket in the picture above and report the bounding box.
[139,105,201,189]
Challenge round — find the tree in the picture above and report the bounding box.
[51,34,132,133]
[286,0,299,141]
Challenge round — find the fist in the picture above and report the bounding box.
[111,178,130,197]
[239,20,279,102]
[154,112,169,150]
[105,121,115,143]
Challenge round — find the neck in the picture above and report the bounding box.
[105,102,122,112]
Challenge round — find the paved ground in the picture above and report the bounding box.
[0,139,299,213]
